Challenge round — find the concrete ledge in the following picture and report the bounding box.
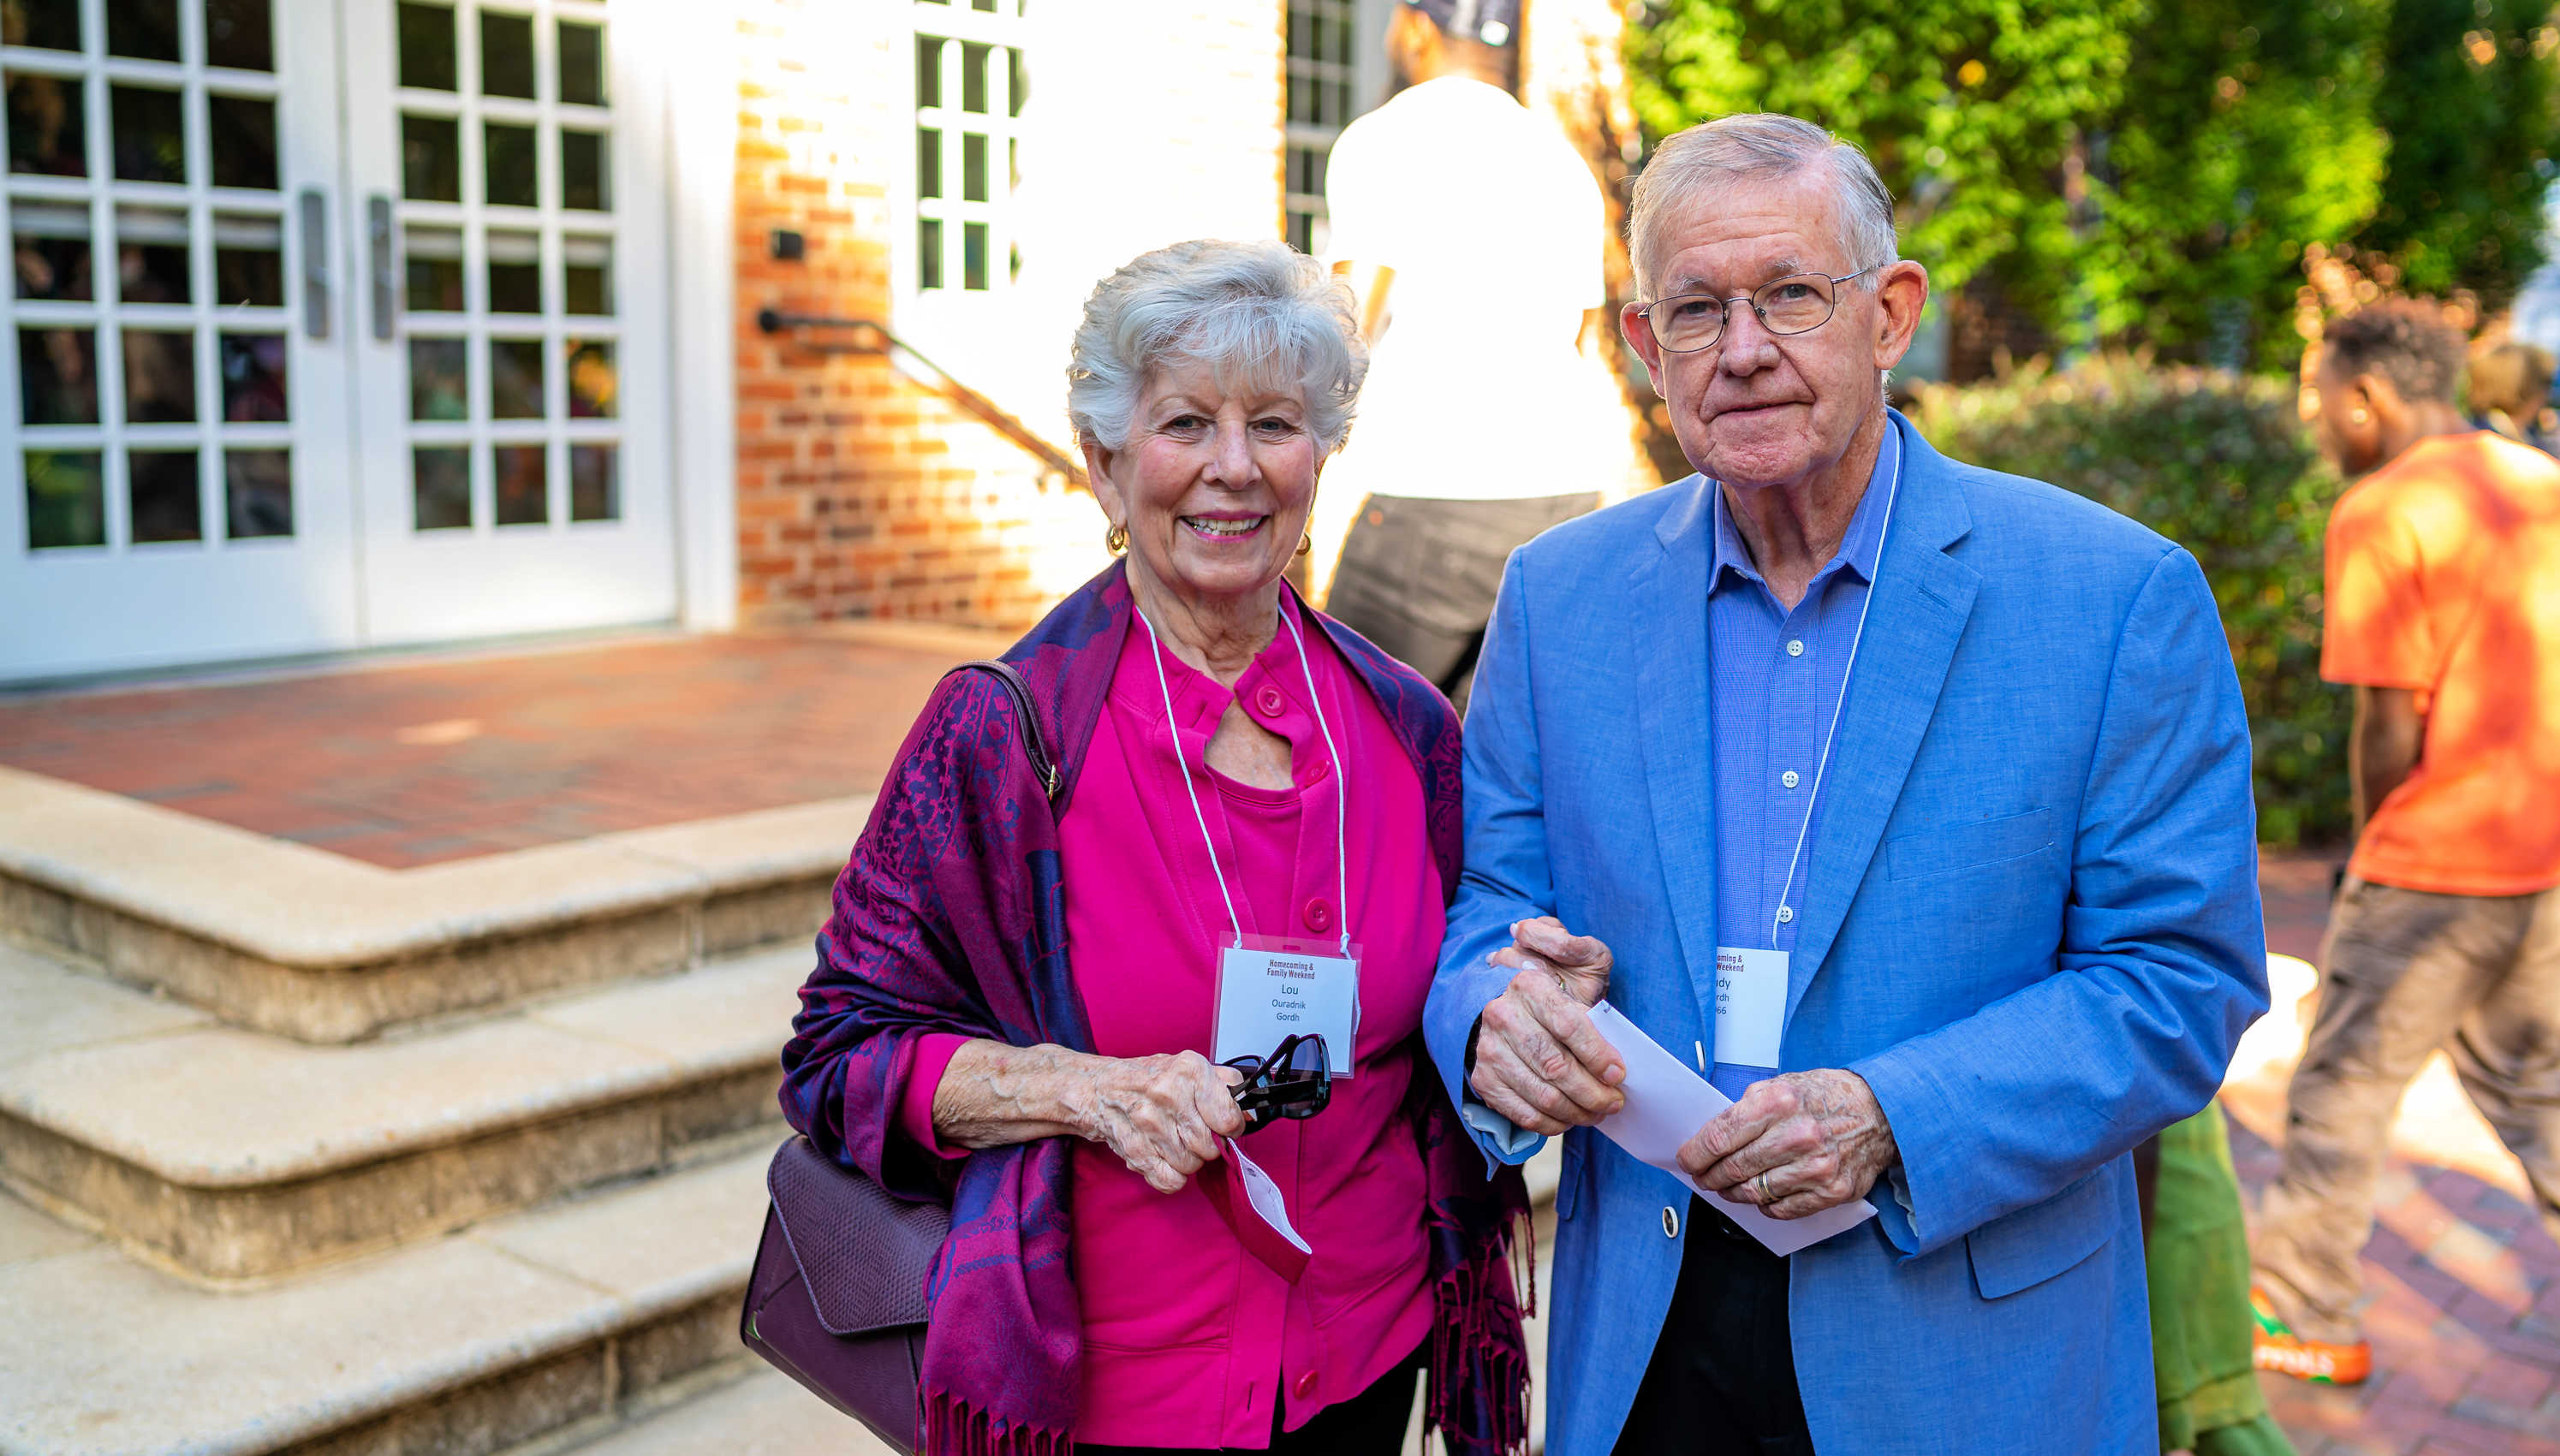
[0,766,868,1042]
[0,1150,770,1456]
[0,942,801,1282]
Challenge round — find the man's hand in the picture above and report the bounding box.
[1682,1069,1897,1220]
[1468,917,1626,1136]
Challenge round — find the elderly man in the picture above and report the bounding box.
[1421,114,2268,1454]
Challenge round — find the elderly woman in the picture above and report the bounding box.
[779,239,1530,1456]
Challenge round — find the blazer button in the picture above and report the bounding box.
[1255,685,1287,717]
[1661,1205,1681,1239]
[1292,1370,1319,1400]
[1302,897,1333,933]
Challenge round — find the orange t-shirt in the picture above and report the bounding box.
[2324,431,2560,895]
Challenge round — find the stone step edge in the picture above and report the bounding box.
[0,1151,772,1456]
[0,765,870,1043]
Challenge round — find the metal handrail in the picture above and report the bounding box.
[756,307,1088,490]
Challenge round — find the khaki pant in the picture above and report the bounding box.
[2252,877,2560,1342]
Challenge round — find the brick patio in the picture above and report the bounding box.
[0,634,2550,1453]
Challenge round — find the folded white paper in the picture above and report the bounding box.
[1586,1001,1878,1257]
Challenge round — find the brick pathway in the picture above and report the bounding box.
[2239,854,2560,1456]
[0,630,979,868]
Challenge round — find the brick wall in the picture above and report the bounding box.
[729,0,1288,631]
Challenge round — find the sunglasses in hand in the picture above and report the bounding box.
[1223,1032,1333,1133]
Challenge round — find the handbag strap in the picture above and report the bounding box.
[945,659,1062,805]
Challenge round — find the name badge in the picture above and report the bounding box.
[1212,935,1360,1078]
[1713,945,1788,1070]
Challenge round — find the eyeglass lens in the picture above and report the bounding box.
[1649,274,1842,352]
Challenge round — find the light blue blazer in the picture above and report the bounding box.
[1423,413,2268,1455]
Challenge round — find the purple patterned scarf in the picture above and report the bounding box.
[780,563,1530,1455]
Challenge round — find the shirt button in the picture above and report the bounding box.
[1661,1205,1681,1238]
[1777,905,1795,924]
[1302,897,1334,933]
[1292,1370,1319,1400]
[1781,770,1800,789]
[1254,685,1287,717]
[1786,639,1805,657]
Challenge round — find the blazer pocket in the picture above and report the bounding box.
[1887,807,2055,883]
[1964,1162,2121,1299]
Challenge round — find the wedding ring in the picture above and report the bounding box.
[1757,1171,1774,1204]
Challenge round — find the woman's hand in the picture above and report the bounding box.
[1076,1051,1250,1193]
[931,1041,1245,1193]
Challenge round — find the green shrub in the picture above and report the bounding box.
[1908,355,2350,847]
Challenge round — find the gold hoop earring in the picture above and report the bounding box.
[1295,532,1313,557]
[1104,522,1128,556]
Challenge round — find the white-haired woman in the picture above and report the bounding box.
[780,239,1532,1456]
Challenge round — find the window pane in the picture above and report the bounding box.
[128,449,200,543]
[918,217,941,290]
[560,129,607,210]
[4,3,82,51]
[412,446,469,529]
[15,202,93,301]
[1009,47,1025,117]
[486,229,539,312]
[479,10,533,98]
[223,448,291,538]
[493,443,545,525]
[398,2,458,90]
[961,42,988,114]
[408,336,466,419]
[106,0,180,61]
[562,234,611,315]
[491,337,543,417]
[963,221,986,291]
[218,332,286,421]
[116,205,189,302]
[569,443,616,520]
[212,211,283,306]
[558,21,605,105]
[7,73,86,177]
[111,85,186,184]
[484,122,535,206]
[18,328,97,423]
[914,36,942,109]
[565,338,612,417]
[25,449,104,549]
[962,133,985,203]
[917,127,940,199]
[122,328,196,423]
[206,0,273,70]
[404,224,463,310]
[208,94,277,189]
[402,114,461,201]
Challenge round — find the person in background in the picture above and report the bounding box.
[2139,1106,2299,1456]
[2466,338,2558,455]
[1319,0,1609,714]
[2251,301,2560,1386]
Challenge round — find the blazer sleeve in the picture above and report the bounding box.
[1424,548,1554,1166]
[1850,546,2269,1256]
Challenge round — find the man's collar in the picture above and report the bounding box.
[1707,420,1902,595]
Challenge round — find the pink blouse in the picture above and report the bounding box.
[898,593,1446,1447]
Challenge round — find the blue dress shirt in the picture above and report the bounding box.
[1705,425,1901,1100]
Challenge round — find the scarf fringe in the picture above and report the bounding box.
[920,1387,1074,1456]
[1424,1207,1536,1456]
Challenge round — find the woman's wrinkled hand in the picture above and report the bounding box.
[1077,1051,1248,1193]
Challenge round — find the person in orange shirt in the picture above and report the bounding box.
[2252,301,2560,1386]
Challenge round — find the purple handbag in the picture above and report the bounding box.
[741,660,1058,1453]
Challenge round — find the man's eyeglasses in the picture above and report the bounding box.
[1636,267,1875,354]
[1223,1033,1332,1133]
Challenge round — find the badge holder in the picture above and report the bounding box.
[1212,934,1361,1075]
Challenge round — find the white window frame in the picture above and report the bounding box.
[893,0,1027,361]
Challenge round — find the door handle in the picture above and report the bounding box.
[298,187,330,340]
[368,193,396,342]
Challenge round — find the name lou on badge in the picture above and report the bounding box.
[1213,941,1360,1074]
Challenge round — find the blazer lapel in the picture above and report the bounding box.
[1785,419,1982,1023]
[1636,479,1724,1007]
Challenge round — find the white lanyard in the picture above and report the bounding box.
[1765,443,1901,948]
[1138,603,1353,955]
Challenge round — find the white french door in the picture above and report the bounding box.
[0,0,674,680]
